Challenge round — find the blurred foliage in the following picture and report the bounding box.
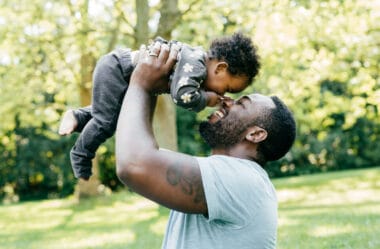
[176,107,210,157]
[0,0,379,201]
[0,115,76,201]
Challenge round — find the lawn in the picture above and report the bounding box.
[275,167,380,249]
[1,167,379,249]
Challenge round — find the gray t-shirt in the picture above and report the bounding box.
[161,155,278,249]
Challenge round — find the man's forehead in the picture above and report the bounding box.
[241,93,275,108]
[241,93,264,102]
[245,94,256,102]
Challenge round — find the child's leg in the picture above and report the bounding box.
[70,117,108,179]
[70,49,133,179]
[58,106,92,135]
[73,106,92,132]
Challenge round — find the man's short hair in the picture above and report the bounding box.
[256,96,296,162]
[208,32,260,83]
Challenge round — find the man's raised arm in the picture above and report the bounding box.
[115,42,207,214]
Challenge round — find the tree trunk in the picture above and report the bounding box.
[74,0,101,199]
[135,0,150,47]
[75,51,101,199]
[153,95,178,150]
[156,0,181,39]
[135,0,179,151]
[152,0,181,151]
[76,0,181,199]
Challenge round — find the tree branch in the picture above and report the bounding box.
[182,0,201,16]
[106,0,123,52]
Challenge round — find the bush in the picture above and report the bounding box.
[0,123,76,201]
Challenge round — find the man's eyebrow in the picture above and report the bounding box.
[240,96,252,103]
[236,96,251,108]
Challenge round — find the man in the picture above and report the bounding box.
[115,41,296,249]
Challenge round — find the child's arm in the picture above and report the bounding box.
[169,44,209,112]
[205,91,222,107]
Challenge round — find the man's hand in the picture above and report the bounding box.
[130,41,180,94]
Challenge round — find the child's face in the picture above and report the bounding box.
[204,60,249,95]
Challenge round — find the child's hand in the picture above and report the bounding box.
[205,91,222,107]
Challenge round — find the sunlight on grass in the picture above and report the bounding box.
[149,217,168,236]
[311,224,355,237]
[1,167,379,249]
[54,231,135,249]
[0,192,166,249]
[277,187,380,206]
[276,167,380,206]
[275,167,380,249]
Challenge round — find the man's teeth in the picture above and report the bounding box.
[215,110,224,118]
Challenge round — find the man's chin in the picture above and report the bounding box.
[199,121,218,148]
[199,120,245,149]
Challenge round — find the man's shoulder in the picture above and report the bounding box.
[197,155,269,184]
[197,155,251,173]
[197,155,258,166]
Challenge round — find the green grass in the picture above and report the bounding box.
[1,167,379,249]
[275,167,380,249]
[0,193,169,249]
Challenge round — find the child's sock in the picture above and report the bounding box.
[58,110,78,136]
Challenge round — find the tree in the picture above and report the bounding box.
[71,0,184,198]
[0,0,196,200]
[1,0,379,201]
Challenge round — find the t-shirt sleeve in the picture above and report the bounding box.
[197,156,266,227]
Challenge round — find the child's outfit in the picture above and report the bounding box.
[70,38,209,179]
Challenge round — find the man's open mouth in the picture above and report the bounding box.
[214,110,225,118]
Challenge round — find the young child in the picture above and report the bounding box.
[59,32,260,180]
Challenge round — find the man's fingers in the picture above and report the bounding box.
[166,43,180,69]
[148,41,161,58]
[138,44,147,62]
[158,43,170,63]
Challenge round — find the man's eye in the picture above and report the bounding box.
[236,100,246,108]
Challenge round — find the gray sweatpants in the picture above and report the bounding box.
[70,40,208,179]
[70,49,134,179]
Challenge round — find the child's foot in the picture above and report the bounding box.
[58,110,78,136]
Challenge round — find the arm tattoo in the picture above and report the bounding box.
[166,164,206,205]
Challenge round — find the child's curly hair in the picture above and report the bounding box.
[208,32,260,84]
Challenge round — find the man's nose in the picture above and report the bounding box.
[222,98,235,108]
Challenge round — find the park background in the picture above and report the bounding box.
[0,0,379,248]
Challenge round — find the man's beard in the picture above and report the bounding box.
[199,118,247,149]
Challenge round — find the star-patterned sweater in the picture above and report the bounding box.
[169,43,208,112]
[153,37,208,112]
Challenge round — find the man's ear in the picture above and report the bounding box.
[215,62,228,74]
[245,126,267,143]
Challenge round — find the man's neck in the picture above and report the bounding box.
[211,146,251,160]
[210,144,265,165]
[210,148,229,156]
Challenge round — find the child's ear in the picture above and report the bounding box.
[215,62,228,74]
[245,126,267,143]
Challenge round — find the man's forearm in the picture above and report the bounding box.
[113,44,208,213]
[115,85,157,175]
